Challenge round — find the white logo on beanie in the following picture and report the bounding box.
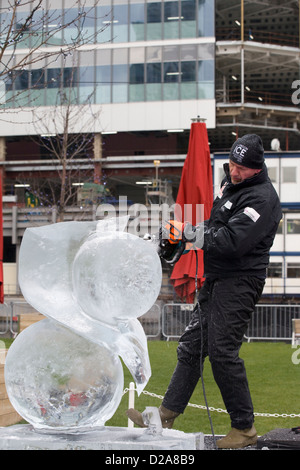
[232,144,248,163]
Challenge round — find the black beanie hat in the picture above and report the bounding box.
[229,134,265,169]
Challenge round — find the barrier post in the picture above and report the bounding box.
[127,382,136,428]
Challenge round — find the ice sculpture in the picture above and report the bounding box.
[5,319,124,430]
[5,216,162,432]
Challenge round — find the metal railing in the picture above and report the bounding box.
[246,304,300,342]
[1,300,300,343]
[139,303,161,339]
[0,303,12,336]
[161,303,194,341]
[160,302,300,342]
[0,301,39,337]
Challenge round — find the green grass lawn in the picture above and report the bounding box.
[107,341,300,436]
[3,337,300,436]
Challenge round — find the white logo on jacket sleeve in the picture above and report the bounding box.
[224,200,233,209]
[243,207,260,222]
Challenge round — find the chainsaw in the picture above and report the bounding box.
[144,220,202,265]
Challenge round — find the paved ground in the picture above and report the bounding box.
[204,428,300,450]
[203,435,257,450]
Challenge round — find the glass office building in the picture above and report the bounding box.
[0,0,216,133]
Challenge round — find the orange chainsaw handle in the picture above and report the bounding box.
[164,220,185,244]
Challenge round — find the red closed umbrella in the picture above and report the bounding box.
[170,121,213,303]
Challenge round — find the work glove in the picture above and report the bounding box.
[157,220,203,264]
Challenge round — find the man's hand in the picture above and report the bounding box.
[157,220,203,264]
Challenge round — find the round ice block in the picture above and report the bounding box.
[72,231,162,324]
[5,319,124,431]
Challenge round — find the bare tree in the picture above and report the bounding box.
[15,52,104,221]
[1,1,110,220]
[0,0,107,107]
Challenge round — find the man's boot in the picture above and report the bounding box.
[126,408,146,428]
[126,405,179,429]
[159,405,180,429]
[217,425,257,449]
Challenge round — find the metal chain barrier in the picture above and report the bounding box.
[123,386,300,419]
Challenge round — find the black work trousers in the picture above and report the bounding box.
[162,276,265,430]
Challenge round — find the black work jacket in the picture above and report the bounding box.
[203,163,282,279]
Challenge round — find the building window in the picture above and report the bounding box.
[3,19,215,107]
[137,0,214,42]
[31,69,45,89]
[79,66,95,102]
[147,63,161,83]
[182,0,196,20]
[47,68,62,89]
[163,62,179,99]
[198,59,214,98]
[129,64,145,101]
[181,0,196,38]
[96,48,111,104]
[268,167,277,183]
[181,61,196,82]
[146,1,162,40]
[267,263,282,278]
[282,167,297,183]
[95,65,111,103]
[63,7,81,44]
[146,49,162,101]
[130,64,144,84]
[81,5,96,41]
[112,49,128,103]
[287,219,300,234]
[287,263,300,278]
[164,1,180,39]
[112,64,128,102]
[129,2,145,41]
[181,61,196,99]
[63,68,78,88]
[164,61,180,83]
[198,0,214,37]
[97,4,112,43]
[129,47,145,101]
[113,4,129,43]
[147,1,162,23]
[13,70,29,91]
[45,8,64,46]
